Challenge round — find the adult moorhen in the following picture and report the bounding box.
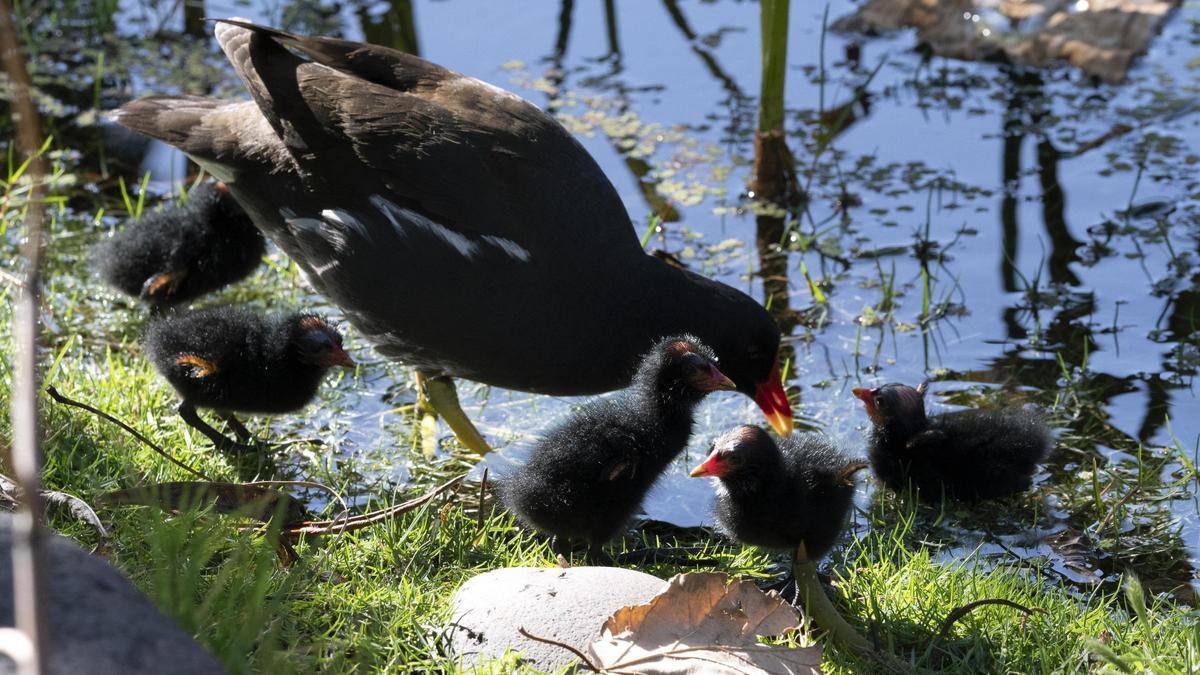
[145,306,354,453]
[501,336,734,564]
[112,20,793,455]
[94,181,265,308]
[852,382,1052,502]
[689,425,865,560]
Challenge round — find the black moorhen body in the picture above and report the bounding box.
[852,383,1052,501]
[501,336,735,563]
[95,181,265,308]
[112,20,793,455]
[690,425,864,560]
[145,306,354,452]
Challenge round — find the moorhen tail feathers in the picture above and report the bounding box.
[94,182,265,308]
[853,383,1052,501]
[691,426,860,560]
[500,336,732,562]
[112,20,792,436]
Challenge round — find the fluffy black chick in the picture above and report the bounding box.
[690,425,864,561]
[501,335,736,563]
[95,181,265,308]
[145,306,354,453]
[853,382,1052,502]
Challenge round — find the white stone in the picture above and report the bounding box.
[448,566,666,672]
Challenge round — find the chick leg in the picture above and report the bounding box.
[217,411,254,442]
[417,373,492,457]
[179,403,256,455]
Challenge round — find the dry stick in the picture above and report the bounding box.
[280,474,465,538]
[45,386,212,481]
[0,0,49,670]
[937,598,1045,641]
[516,627,600,672]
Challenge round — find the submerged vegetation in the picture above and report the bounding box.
[2,0,1199,672]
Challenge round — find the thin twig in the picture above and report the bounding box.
[937,598,1046,641]
[45,386,211,481]
[516,627,600,672]
[280,474,464,537]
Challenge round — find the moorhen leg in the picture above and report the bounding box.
[178,402,257,454]
[417,372,491,456]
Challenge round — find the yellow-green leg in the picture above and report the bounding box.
[415,371,492,457]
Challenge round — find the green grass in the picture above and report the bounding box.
[3,276,1197,672]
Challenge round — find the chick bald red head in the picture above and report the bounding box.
[754,363,793,435]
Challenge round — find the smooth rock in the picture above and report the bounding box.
[448,566,666,672]
[0,514,225,674]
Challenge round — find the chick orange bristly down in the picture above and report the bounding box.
[500,335,736,564]
[145,306,354,453]
[95,181,265,308]
[690,425,865,560]
[853,382,1052,502]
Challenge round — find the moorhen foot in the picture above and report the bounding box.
[112,20,794,455]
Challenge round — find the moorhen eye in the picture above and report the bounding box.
[690,425,864,561]
[113,20,796,454]
[145,306,353,454]
[500,335,729,564]
[855,382,1053,502]
[94,181,265,310]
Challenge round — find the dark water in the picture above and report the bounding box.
[15,0,1200,599]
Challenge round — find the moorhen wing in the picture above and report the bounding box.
[95,181,265,309]
[112,20,793,455]
[145,306,354,453]
[501,336,734,564]
[853,382,1052,502]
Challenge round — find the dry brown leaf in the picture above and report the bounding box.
[586,571,822,675]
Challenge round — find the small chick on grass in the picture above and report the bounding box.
[145,306,354,454]
[691,425,879,661]
[689,425,864,561]
[853,382,1052,502]
[95,181,265,309]
[501,335,735,565]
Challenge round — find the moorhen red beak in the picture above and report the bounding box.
[112,20,787,457]
[145,306,348,454]
[755,363,794,436]
[856,382,1052,502]
[94,180,265,309]
[688,449,727,478]
[501,335,728,564]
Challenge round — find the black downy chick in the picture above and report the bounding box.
[501,335,736,564]
[95,181,265,308]
[145,306,354,453]
[853,382,1052,502]
[690,425,865,561]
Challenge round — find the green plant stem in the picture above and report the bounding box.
[758,0,789,133]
